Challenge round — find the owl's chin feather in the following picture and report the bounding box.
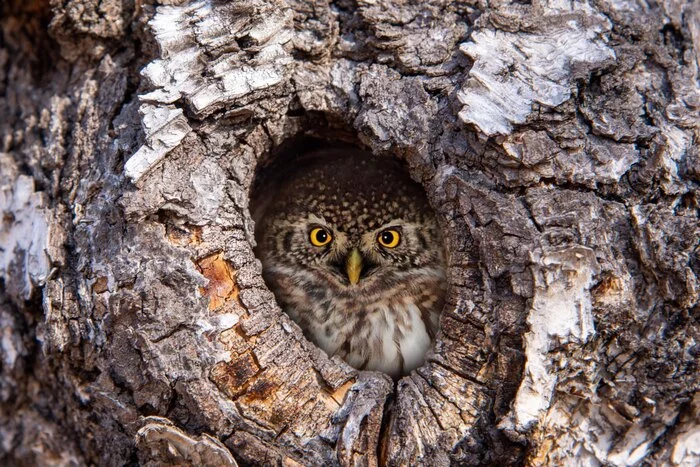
[327,256,380,286]
[315,265,443,300]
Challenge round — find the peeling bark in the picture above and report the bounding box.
[1,0,698,465]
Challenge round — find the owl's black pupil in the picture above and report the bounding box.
[316,230,328,242]
[382,232,393,243]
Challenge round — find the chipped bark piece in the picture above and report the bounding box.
[92,276,109,293]
[138,0,294,118]
[0,167,52,302]
[501,247,599,433]
[125,105,193,183]
[197,253,240,311]
[136,416,238,466]
[166,223,203,246]
[457,24,615,136]
[211,351,261,398]
[591,274,625,305]
[335,374,392,467]
[1,0,699,465]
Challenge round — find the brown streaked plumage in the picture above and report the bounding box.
[254,147,446,378]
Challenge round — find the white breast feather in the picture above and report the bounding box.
[399,303,432,373]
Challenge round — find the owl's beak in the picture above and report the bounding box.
[345,248,363,285]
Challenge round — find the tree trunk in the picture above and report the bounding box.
[1,0,698,465]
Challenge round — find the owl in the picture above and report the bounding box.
[255,147,446,378]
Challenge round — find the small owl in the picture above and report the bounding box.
[255,147,446,378]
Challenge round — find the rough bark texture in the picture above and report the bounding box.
[1,0,698,465]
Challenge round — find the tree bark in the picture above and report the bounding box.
[1,0,698,465]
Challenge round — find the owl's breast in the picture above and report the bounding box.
[264,263,444,377]
[302,289,442,378]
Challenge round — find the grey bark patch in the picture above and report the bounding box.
[457,23,615,136]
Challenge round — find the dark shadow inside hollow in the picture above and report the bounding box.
[250,138,447,379]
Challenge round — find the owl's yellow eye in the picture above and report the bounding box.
[309,227,333,247]
[377,229,400,248]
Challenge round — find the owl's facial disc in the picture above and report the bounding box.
[301,219,422,288]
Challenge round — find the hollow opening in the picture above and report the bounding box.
[250,136,447,379]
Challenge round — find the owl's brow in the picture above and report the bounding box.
[306,213,330,226]
[376,224,403,231]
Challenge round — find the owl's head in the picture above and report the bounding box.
[255,148,445,298]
